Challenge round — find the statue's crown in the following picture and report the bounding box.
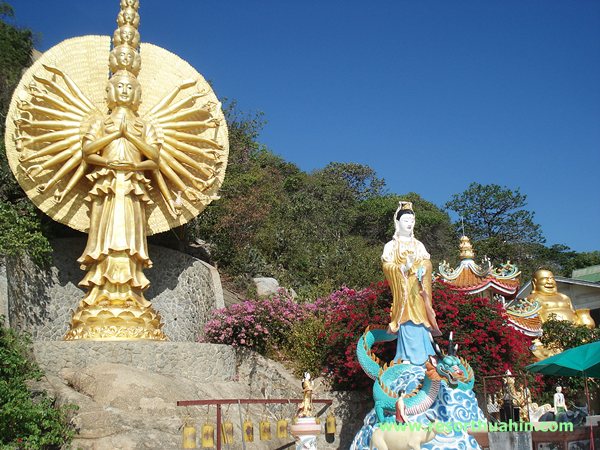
[398,201,413,211]
[109,0,141,79]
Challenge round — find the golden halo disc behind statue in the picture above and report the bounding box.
[5,13,228,235]
[4,0,229,340]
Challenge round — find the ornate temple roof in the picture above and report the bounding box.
[437,236,542,337]
[504,298,543,336]
[437,236,521,297]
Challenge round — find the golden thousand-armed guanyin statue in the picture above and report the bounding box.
[4,0,229,340]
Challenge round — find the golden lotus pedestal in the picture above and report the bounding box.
[64,301,166,341]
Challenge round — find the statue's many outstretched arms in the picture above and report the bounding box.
[15,64,225,221]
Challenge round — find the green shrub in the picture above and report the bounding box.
[0,317,75,448]
[283,315,328,378]
[0,201,52,266]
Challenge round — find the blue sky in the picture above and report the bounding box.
[7,0,600,253]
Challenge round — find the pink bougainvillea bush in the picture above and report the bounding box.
[203,282,534,391]
[203,290,305,353]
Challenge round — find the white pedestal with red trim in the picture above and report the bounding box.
[290,417,321,450]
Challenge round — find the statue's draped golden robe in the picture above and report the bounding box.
[77,116,156,308]
[382,237,433,332]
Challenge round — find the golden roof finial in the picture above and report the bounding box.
[459,235,475,260]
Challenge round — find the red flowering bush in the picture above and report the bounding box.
[433,282,534,391]
[319,281,534,391]
[316,283,394,390]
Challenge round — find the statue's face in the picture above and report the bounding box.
[122,8,136,24]
[533,270,557,295]
[116,26,140,48]
[117,48,135,68]
[116,79,135,105]
[121,27,134,43]
[397,213,415,236]
[108,75,140,109]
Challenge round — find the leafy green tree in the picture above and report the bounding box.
[445,182,544,244]
[540,318,600,352]
[444,183,549,280]
[0,2,33,197]
[0,4,53,265]
[0,2,34,135]
[559,250,600,278]
[320,162,386,201]
[445,182,598,280]
[0,201,52,265]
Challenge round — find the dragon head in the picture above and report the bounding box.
[427,332,474,390]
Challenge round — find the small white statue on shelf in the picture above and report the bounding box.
[554,386,566,414]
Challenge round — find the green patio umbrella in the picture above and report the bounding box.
[526,340,600,378]
[526,340,600,450]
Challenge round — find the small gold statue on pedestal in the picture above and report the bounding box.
[298,372,314,418]
[291,372,321,450]
[5,0,229,340]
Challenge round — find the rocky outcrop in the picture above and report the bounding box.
[252,277,297,299]
[7,242,370,448]
[252,277,281,298]
[33,341,236,384]
[34,344,370,449]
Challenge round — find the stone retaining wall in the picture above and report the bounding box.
[5,238,223,341]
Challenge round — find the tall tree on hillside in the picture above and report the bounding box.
[445,183,544,244]
[0,2,33,195]
[445,183,548,278]
[320,162,386,201]
[354,192,457,265]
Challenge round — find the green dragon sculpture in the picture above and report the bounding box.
[357,326,475,423]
